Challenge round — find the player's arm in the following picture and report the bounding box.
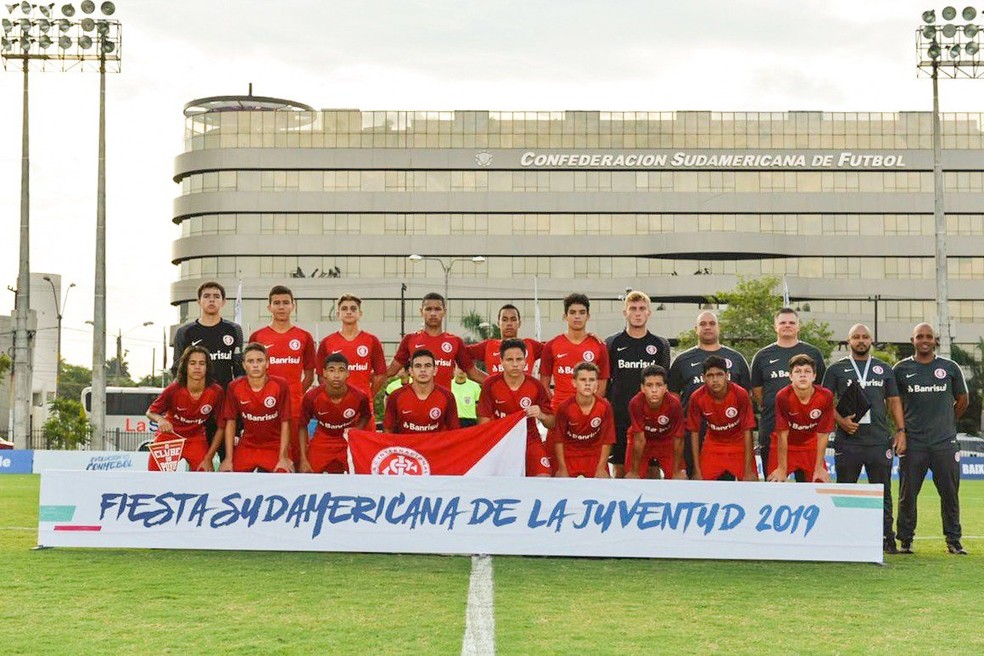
[145,388,174,435]
[625,430,644,479]
[277,419,294,473]
[466,364,487,385]
[751,386,763,407]
[539,374,554,402]
[553,441,568,477]
[813,430,831,483]
[370,373,387,396]
[742,429,757,481]
[672,433,687,479]
[298,423,312,474]
[887,396,906,454]
[954,393,969,418]
[595,444,611,479]
[832,407,859,435]
[533,407,556,429]
[596,379,608,398]
[219,419,236,472]
[768,429,789,482]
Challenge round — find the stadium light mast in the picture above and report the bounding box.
[1,1,121,448]
[407,255,486,327]
[916,6,982,358]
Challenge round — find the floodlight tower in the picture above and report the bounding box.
[916,6,983,358]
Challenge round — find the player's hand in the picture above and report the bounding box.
[157,419,174,435]
[299,459,313,474]
[525,406,542,420]
[673,469,688,480]
[595,466,610,479]
[277,457,295,473]
[839,413,859,435]
[812,467,830,483]
[196,458,215,472]
[554,466,570,478]
[766,467,786,482]
[691,469,703,481]
[218,458,233,473]
[624,470,640,479]
[743,467,759,482]
[893,433,907,456]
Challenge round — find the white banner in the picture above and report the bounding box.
[33,450,147,473]
[37,471,883,562]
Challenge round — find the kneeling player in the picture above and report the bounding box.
[146,345,224,471]
[383,349,460,434]
[767,354,833,483]
[298,353,371,474]
[219,343,293,473]
[477,338,555,476]
[554,362,615,478]
[624,365,685,479]
[687,356,757,481]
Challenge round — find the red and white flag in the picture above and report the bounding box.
[348,412,527,476]
[148,436,187,472]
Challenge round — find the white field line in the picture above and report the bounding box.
[461,554,495,656]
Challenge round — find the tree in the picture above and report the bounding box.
[460,310,499,344]
[106,356,138,387]
[43,397,91,449]
[0,353,10,382]
[135,372,172,388]
[57,361,92,401]
[951,341,982,435]
[676,276,834,364]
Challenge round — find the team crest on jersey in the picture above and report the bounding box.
[809,408,822,419]
[540,456,551,468]
[657,415,670,426]
[955,451,961,462]
[440,341,453,353]
[289,339,301,351]
[263,396,276,408]
[873,365,884,375]
[725,406,738,418]
[222,334,234,346]
[520,397,532,408]
[343,408,356,419]
[934,368,947,380]
[725,358,733,369]
[429,407,442,420]
[356,345,369,357]
[590,417,602,428]
[646,345,658,355]
[582,351,595,362]
[200,404,212,415]
[371,447,431,475]
[886,449,893,460]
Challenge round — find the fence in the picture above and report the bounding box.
[0,430,154,452]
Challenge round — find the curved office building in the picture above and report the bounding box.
[172,98,984,349]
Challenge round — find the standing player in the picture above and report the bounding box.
[668,310,751,477]
[218,343,292,473]
[751,308,825,478]
[624,365,685,480]
[476,338,556,477]
[451,367,482,427]
[894,323,969,555]
[687,356,757,481]
[384,350,461,434]
[605,291,671,478]
[249,285,316,465]
[467,304,543,374]
[554,362,615,478]
[822,323,905,552]
[315,294,386,426]
[298,353,371,474]
[767,354,834,483]
[170,281,244,460]
[145,345,224,472]
[386,292,486,389]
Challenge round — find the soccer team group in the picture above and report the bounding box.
[149,281,970,554]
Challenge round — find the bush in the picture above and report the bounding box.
[43,398,91,449]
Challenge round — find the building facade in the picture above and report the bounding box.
[172,99,984,349]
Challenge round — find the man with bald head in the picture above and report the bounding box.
[668,311,751,477]
[893,323,969,555]
[822,323,905,553]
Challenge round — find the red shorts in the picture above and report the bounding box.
[147,435,210,472]
[767,442,825,481]
[700,443,748,481]
[526,436,551,477]
[233,444,289,473]
[562,447,604,478]
[306,436,349,474]
[625,439,675,479]
[287,416,302,467]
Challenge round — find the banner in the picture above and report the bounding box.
[0,450,33,474]
[33,450,145,473]
[37,471,883,562]
[348,413,526,476]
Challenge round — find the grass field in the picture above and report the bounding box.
[2,475,982,655]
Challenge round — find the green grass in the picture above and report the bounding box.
[2,475,982,655]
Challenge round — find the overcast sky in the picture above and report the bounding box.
[2,0,983,380]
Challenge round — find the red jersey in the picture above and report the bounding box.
[540,333,610,409]
[774,385,835,447]
[686,382,756,446]
[394,331,474,389]
[315,330,386,394]
[300,385,370,440]
[628,391,685,446]
[555,396,616,451]
[248,325,316,416]
[467,338,543,375]
[384,384,460,434]
[221,376,291,448]
[148,382,224,441]
[477,373,551,441]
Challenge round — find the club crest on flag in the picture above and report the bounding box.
[371,447,431,475]
[149,437,187,472]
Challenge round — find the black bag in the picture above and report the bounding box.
[836,381,872,421]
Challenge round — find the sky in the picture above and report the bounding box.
[2,0,984,381]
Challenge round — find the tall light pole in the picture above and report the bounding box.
[115,321,153,383]
[916,6,982,358]
[407,254,486,328]
[42,275,75,396]
[1,2,120,447]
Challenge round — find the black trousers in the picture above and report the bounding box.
[609,420,629,465]
[897,443,962,543]
[835,440,895,539]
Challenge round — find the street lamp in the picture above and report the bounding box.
[407,254,486,326]
[41,275,75,395]
[115,321,153,381]
[916,6,982,358]
[1,2,121,448]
